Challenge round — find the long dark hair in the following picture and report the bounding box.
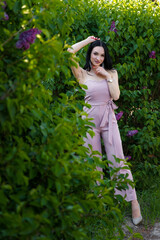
[83,40,113,71]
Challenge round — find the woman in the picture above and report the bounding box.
[67,36,142,225]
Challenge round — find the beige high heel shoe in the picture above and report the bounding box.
[132,204,142,225]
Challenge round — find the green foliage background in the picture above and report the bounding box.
[0,0,160,239]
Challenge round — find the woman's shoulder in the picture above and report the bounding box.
[110,68,117,72]
[107,68,118,76]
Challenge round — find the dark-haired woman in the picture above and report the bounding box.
[68,36,142,225]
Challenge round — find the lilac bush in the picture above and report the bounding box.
[110,21,117,33]
[1,1,9,21]
[3,12,9,20]
[127,130,138,137]
[0,0,160,238]
[115,111,123,120]
[16,28,42,50]
[1,1,7,9]
[149,51,156,59]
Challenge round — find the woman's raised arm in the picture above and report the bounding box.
[67,36,99,81]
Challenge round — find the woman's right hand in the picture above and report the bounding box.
[86,36,100,43]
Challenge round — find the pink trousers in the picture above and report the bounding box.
[84,121,137,202]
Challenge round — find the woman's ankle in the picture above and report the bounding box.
[131,200,141,218]
[131,199,139,206]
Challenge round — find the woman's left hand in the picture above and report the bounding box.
[93,66,111,79]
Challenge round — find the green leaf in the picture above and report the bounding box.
[6,98,16,121]
[133,232,143,239]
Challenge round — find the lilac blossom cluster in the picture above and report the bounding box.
[125,156,132,161]
[127,130,138,137]
[149,51,156,59]
[1,1,9,21]
[110,21,117,33]
[16,28,42,50]
[2,1,7,8]
[115,111,123,120]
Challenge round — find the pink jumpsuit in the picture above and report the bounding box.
[83,76,137,202]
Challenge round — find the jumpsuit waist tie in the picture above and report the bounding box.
[86,100,118,145]
[100,100,118,145]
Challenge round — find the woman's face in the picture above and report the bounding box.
[90,46,105,67]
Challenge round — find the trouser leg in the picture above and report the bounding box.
[84,128,103,179]
[101,123,137,202]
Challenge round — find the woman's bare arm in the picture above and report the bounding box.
[67,36,99,81]
[93,67,120,100]
[107,70,120,101]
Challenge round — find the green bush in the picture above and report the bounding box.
[0,0,131,239]
[0,0,160,239]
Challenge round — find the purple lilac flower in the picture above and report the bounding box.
[16,28,42,50]
[127,130,138,137]
[115,111,123,120]
[110,21,115,29]
[125,156,132,161]
[1,1,9,21]
[16,40,30,50]
[3,12,9,20]
[149,51,156,59]
[110,21,117,33]
[2,1,7,9]
[142,86,147,89]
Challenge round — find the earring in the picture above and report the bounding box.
[102,63,104,68]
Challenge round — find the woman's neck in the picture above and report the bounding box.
[90,66,98,75]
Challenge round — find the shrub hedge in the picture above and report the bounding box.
[0,0,160,239]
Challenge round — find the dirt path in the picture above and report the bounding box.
[123,218,160,240]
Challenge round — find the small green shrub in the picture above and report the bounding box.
[0,0,132,239]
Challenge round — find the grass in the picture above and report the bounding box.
[138,188,160,225]
[123,175,160,226]
[86,175,160,239]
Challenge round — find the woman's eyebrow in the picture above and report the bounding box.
[93,51,104,55]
